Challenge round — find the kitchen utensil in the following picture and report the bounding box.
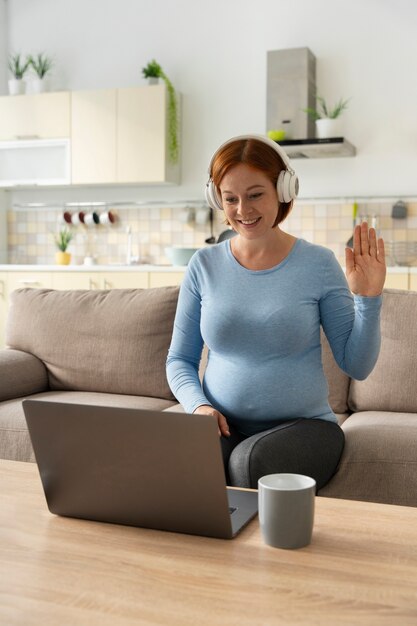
[391,200,407,219]
[165,246,201,266]
[205,208,216,244]
[217,228,237,243]
[386,241,417,266]
[99,210,116,225]
[346,202,358,248]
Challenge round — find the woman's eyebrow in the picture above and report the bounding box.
[222,184,266,194]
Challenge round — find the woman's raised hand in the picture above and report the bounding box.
[345,222,386,297]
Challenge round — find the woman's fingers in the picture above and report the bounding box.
[369,227,378,257]
[193,405,230,438]
[360,221,370,255]
[353,222,381,258]
[218,414,230,437]
[377,237,385,263]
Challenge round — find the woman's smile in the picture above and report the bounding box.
[237,217,262,227]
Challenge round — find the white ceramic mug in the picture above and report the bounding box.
[99,211,116,225]
[258,473,316,549]
[84,212,99,226]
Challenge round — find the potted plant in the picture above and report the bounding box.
[141,59,179,164]
[29,53,53,93]
[304,96,350,139]
[7,53,30,95]
[54,227,73,265]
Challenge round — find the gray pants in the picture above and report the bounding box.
[221,418,345,490]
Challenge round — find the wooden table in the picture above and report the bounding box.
[1,460,417,626]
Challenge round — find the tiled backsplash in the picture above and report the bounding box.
[7,200,417,266]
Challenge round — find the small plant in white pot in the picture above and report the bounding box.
[304,96,350,139]
[29,53,54,93]
[8,53,30,95]
[54,227,73,265]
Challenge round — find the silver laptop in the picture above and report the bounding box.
[23,400,258,539]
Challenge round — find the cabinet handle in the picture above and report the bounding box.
[15,135,41,140]
[19,280,40,285]
[89,279,97,290]
[103,279,111,289]
[0,280,4,297]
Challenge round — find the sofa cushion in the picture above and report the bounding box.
[349,289,417,412]
[0,390,178,462]
[0,349,48,402]
[318,411,417,506]
[6,287,179,400]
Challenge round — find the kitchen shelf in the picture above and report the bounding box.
[279,137,356,159]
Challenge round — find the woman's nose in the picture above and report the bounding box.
[236,197,251,213]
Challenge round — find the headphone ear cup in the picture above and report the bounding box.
[277,170,299,203]
[205,181,223,211]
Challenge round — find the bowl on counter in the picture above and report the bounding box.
[165,246,201,266]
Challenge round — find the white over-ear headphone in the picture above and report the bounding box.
[205,134,299,210]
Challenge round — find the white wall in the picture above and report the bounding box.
[5,0,417,202]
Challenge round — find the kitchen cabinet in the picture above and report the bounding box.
[89,272,149,290]
[117,85,179,184]
[0,273,7,348]
[409,273,417,291]
[384,272,409,290]
[52,271,149,290]
[71,85,179,185]
[71,89,117,184]
[0,92,70,140]
[52,272,95,290]
[7,272,53,294]
[148,272,184,288]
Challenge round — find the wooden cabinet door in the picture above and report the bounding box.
[0,272,7,347]
[0,92,70,140]
[148,272,184,288]
[117,85,167,183]
[7,272,53,295]
[384,273,409,290]
[51,272,95,290]
[93,272,149,290]
[71,89,117,184]
[409,273,417,292]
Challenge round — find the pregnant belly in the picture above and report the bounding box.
[203,356,328,424]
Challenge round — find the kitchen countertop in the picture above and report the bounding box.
[0,264,415,273]
[0,264,187,272]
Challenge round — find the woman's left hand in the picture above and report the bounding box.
[345,222,386,296]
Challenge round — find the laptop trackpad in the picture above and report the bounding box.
[227,488,258,536]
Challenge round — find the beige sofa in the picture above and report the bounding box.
[1,286,416,507]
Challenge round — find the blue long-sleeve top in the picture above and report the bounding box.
[166,238,382,435]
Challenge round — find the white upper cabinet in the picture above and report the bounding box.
[71,89,117,185]
[117,84,179,184]
[0,92,70,140]
[0,86,180,186]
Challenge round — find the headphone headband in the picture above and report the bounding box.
[205,134,299,209]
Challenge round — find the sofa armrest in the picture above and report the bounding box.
[0,349,49,402]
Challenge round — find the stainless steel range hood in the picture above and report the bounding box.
[279,137,356,159]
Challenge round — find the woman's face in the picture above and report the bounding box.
[218,163,279,239]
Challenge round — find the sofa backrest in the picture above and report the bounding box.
[349,289,417,413]
[6,287,180,401]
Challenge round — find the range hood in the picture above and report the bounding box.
[279,137,356,159]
